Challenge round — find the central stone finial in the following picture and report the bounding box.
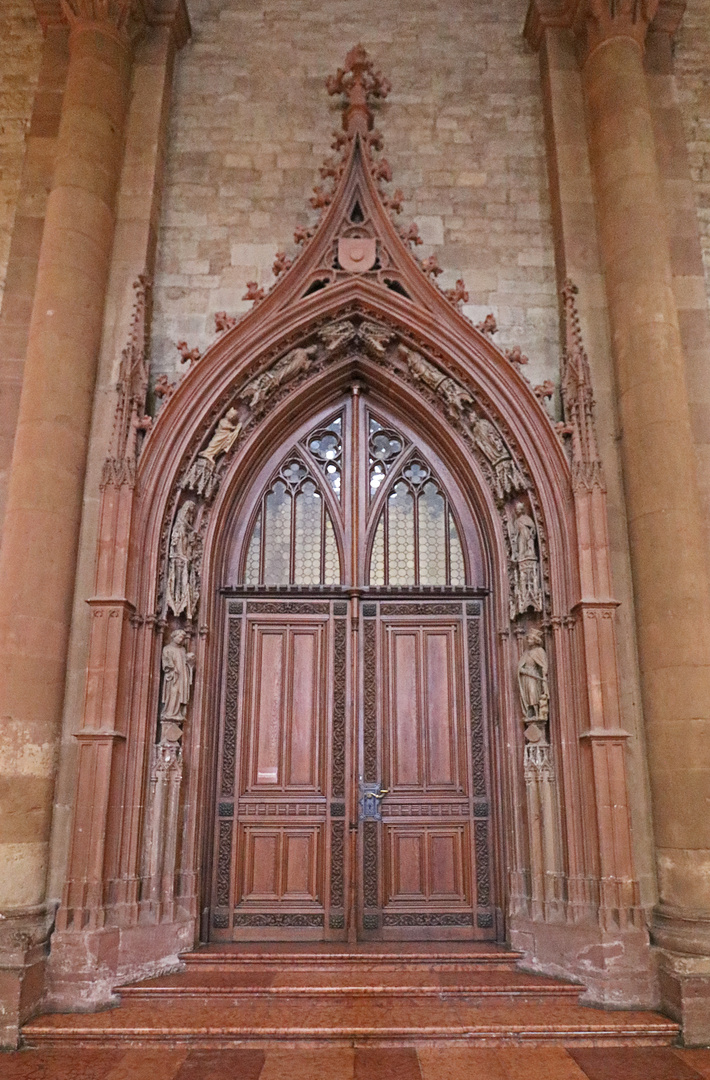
[326,44,391,136]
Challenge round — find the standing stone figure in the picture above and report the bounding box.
[166,500,201,620]
[508,501,543,619]
[182,407,242,498]
[517,629,549,724]
[160,628,196,743]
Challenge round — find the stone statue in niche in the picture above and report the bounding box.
[399,345,474,421]
[470,415,526,501]
[517,629,549,745]
[182,407,242,499]
[240,345,318,411]
[159,628,196,744]
[508,501,543,619]
[166,500,201,620]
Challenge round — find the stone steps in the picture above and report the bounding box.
[22,944,680,1049]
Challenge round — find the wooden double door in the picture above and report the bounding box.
[212,595,496,941]
[210,401,496,940]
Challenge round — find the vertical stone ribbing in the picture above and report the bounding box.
[0,11,134,911]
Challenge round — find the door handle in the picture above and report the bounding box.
[360,784,389,820]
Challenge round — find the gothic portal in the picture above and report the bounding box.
[47,44,646,1002]
[2,2,710,1049]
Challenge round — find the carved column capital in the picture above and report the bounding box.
[59,0,145,44]
[525,0,685,59]
[579,0,660,57]
[34,1,190,48]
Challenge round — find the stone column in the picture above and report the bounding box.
[0,0,140,1046]
[575,0,710,1038]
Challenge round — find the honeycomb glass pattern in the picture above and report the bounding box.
[263,480,291,584]
[369,416,404,499]
[308,415,342,499]
[294,480,322,584]
[324,512,340,585]
[369,517,385,585]
[387,481,415,586]
[244,511,261,584]
[368,455,468,587]
[418,481,447,585]
[449,511,465,586]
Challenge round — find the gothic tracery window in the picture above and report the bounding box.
[243,456,341,586]
[241,408,467,588]
[368,457,465,587]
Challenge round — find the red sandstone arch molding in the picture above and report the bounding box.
[49,277,648,1006]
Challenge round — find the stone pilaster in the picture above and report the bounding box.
[0,0,140,1048]
[528,0,710,1044]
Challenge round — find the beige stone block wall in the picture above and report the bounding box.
[0,2,42,309]
[676,0,710,308]
[152,0,560,386]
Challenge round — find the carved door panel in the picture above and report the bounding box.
[212,598,349,940]
[359,599,495,939]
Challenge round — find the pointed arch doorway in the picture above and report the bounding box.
[209,387,499,943]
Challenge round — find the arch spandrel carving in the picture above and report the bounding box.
[56,47,648,996]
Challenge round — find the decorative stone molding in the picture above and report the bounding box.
[102,276,152,489]
[34,0,190,46]
[524,0,685,56]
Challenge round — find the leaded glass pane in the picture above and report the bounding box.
[387,481,415,586]
[449,511,465,586]
[369,417,404,499]
[418,480,447,585]
[263,480,291,584]
[245,511,261,584]
[369,516,385,585]
[308,415,342,499]
[324,511,340,585]
[294,480,322,585]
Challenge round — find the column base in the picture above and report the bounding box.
[510,915,658,1007]
[657,949,710,1047]
[0,903,56,1049]
[45,918,195,1013]
[652,903,710,955]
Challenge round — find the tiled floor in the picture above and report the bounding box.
[2,1045,710,1079]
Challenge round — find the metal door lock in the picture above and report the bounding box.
[360,783,389,821]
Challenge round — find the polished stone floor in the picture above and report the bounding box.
[2,1045,710,1078]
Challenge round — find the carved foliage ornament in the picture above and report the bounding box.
[525,0,663,57]
[60,0,144,40]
